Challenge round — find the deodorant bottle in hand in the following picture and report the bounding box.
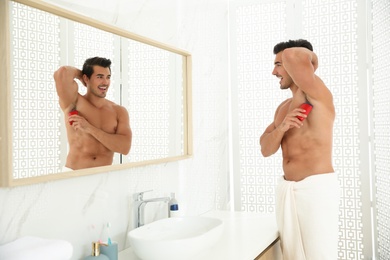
[297,103,313,121]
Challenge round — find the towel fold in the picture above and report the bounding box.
[276,173,340,260]
[62,166,74,172]
[0,236,73,260]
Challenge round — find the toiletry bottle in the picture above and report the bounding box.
[68,109,78,125]
[168,192,180,217]
[84,242,109,260]
[297,103,313,121]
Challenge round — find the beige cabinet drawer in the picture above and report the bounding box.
[255,238,282,260]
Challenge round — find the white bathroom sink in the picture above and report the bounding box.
[128,216,224,260]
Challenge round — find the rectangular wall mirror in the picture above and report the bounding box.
[0,0,193,187]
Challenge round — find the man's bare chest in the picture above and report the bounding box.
[86,110,118,134]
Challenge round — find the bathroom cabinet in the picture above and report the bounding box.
[255,238,281,260]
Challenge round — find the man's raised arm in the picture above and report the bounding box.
[53,66,83,111]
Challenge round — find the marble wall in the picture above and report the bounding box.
[0,0,230,259]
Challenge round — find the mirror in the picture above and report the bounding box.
[0,0,193,187]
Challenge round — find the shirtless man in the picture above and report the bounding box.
[54,57,132,170]
[260,40,339,259]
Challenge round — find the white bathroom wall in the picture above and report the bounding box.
[0,0,230,259]
[372,0,390,258]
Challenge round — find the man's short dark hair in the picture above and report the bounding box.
[82,57,111,78]
[273,39,313,54]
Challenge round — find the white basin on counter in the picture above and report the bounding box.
[127,216,224,260]
[0,236,73,260]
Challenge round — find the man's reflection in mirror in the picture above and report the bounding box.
[53,57,132,171]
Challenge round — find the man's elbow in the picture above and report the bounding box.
[53,66,66,80]
[121,142,131,155]
[259,137,269,157]
[122,146,131,155]
[121,135,132,155]
[260,141,276,157]
[260,147,272,157]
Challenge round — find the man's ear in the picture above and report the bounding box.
[82,74,89,87]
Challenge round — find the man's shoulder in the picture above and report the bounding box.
[108,101,128,116]
[277,98,292,110]
[108,100,124,109]
[280,98,292,105]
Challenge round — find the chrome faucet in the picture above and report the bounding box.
[134,190,171,228]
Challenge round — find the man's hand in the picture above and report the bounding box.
[68,114,93,133]
[278,108,306,131]
[72,68,86,87]
[311,51,318,72]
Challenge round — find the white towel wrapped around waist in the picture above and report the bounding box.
[276,173,340,260]
[0,236,73,260]
[62,166,74,172]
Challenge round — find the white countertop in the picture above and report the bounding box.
[119,210,279,260]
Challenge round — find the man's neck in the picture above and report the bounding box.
[289,84,299,95]
[84,93,107,108]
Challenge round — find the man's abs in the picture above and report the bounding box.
[282,150,334,181]
[66,137,114,170]
[281,130,334,181]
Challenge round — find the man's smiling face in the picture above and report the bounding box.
[87,65,111,98]
[272,51,293,90]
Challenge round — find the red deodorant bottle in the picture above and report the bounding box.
[297,103,313,121]
[68,110,79,125]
